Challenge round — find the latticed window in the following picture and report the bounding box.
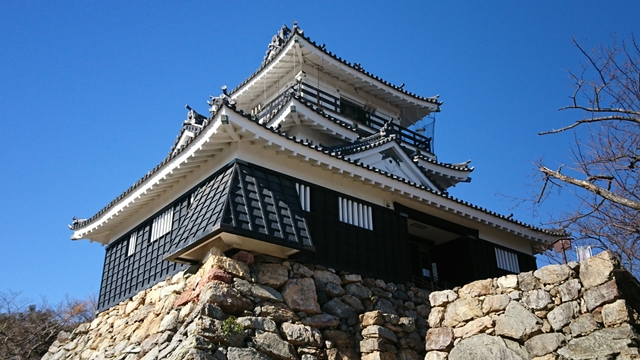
[296,183,311,212]
[338,197,373,230]
[495,247,520,273]
[127,232,137,256]
[151,208,173,242]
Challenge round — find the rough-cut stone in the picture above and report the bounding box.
[449,334,525,360]
[361,310,385,327]
[579,251,617,289]
[199,281,253,314]
[428,307,445,328]
[362,325,398,343]
[207,255,251,280]
[281,322,322,347]
[361,352,396,360]
[236,316,277,332]
[459,279,493,298]
[231,251,254,265]
[344,283,372,300]
[425,327,454,351]
[253,330,298,360]
[324,282,346,298]
[497,274,518,289]
[323,329,353,348]
[524,333,565,357]
[518,271,541,291]
[584,279,619,311]
[326,347,359,360]
[442,298,482,328]
[424,351,448,360]
[227,347,270,360]
[555,278,581,302]
[314,270,342,286]
[341,274,362,284]
[290,263,313,278]
[301,314,340,329]
[452,316,493,339]
[341,294,364,313]
[200,267,232,285]
[429,290,458,307]
[569,313,600,337]
[522,289,552,310]
[256,263,289,289]
[482,294,511,314]
[322,298,356,320]
[547,301,579,331]
[495,301,542,340]
[359,338,385,353]
[534,264,573,285]
[158,310,180,332]
[557,324,636,359]
[281,278,321,315]
[258,303,299,323]
[373,298,397,315]
[602,299,629,327]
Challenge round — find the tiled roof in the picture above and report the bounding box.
[413,153,474,172]
[229,24,441,106]
[72,99,563,238]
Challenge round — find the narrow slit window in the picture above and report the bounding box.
[127,232,137,257]
[338,197,373,230]
[151,207,174,242]
[495,247,520,273]
[296,183,311,212]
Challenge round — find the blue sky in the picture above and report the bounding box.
[1,1,638,304]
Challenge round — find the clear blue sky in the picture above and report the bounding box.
[1,1,638,304]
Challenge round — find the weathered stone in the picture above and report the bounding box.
[341,294,364,313]
[547,301,579,331]
[231,251,254,265]
[373,298,397,315]
[525,333,565,357]
[459,279,493,298]
[302,314,340,329]
[425,327,453,351]
[323,329,353,348]
[174,290,197,308]
[359,338,385,353]
[227,347,270,360]
[236,316,277,332]
[158,310,180,332]
[497,274,519,289]
[325,347,359,360]
[494,301,542,340]
[602,299,629,327]
[557,324,637,359]
[199,280,253,315]
[362,325,398,343]
[314,270,342,286]
[256,263,289,289]
[397,348,421,360]
[482,294,511,314]
[534,264,573,285]
[449,334,525,360]
[322,298,356,320]
[555,278,581,302]
[324,282,346,297]
[424,351,448,360]
[399,316,415,332]
[453,316,493,339]
[579,250,617,289]
[281,322,322,347]
[361,351,396,360]
[258,303,299,323]
[341,274,362,284]
[200,268,232,285]
[428,307,445,328]
[584,279,619,311]
[361,310,385,327]
[207,255,251,280]
[518,271,541,291]
[344,283,372,300]
[569,313,600,337]
[522,289,552,310]
[253,330,298,360]
[194,317,244,347]
[234,278,283,302]
[442,298,482,328]
[429,290,458,307]
[282,278,321,315]
[292,263,314,277]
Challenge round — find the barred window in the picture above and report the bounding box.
[296,183,311,212]
[338,197,373,230]
[495,247,520,273]
[151,208,173,242]
[127,232,137,257]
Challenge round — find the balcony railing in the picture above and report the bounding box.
[254,82,434,154]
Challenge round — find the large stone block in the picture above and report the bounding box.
[256,263,289,289]
[569,313,600,337]
[602,299,629,327]
[253,330,299,360]
[579,251,617,289]
[362,325,398,343]
[429,290,458,307]
[442,298,482,328]
[281,322,322,347]
[524,333,565,357]
[459,279,493,298]
[547,301,579,331]
[584,279,619,311]
[281,278,321,315]
[522,289,552,310]
[206,255,251,281]
[453,316,493,339]
[314,270,342,286]
[301,314,340,329]
[534,264,573,285]
[199,280,253,315]
[555,278,581,302]
[482,294,511,314]
[557,324,637,359]
[425,327,453,351]
[227,347,270,360]
[494,301,542,340]
[448,334,526,360]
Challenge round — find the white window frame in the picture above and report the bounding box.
[338,196,373,230]
[495,247,520,273]
[151,207,174,242]
[296,183,311,212]
[127,232,137,257]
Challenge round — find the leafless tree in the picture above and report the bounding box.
[538,34,640,274]
[0,291,95,360]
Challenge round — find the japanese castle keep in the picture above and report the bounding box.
[70,23,563,312]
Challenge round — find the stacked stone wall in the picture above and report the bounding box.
[43,248,431,360]
[425,251,640,360]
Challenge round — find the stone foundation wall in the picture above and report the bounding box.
[425,251,640,360]
[43,248,431,360]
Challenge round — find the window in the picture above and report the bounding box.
[127,232,137,257]
[338,197,373,230]
[151,208,174,242]
[495,248,520,273]
[296,183,311,212]
[340,98,369,124]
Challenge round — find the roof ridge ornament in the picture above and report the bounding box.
[208,85,236,117]
[263,23,292,65]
